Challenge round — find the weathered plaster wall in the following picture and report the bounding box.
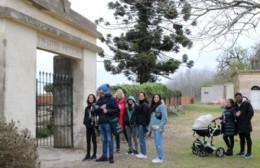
[2,20,37,136]
[0,22,6,121]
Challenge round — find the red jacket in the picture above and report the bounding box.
[117,98,126,130]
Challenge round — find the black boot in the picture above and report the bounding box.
[96,156,108,162]
[225,148,233,156]
[82,155,90,161]
[109,156,114,163]
[229,148,233,155]
[90,154,96,160]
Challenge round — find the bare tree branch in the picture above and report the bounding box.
[187,0,260,48]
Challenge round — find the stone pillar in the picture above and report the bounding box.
[54,56,72,75]
[71,49,97,149]
[0,20,37,136]
[53,56,73,147]
[52,50,98,149]
[71,56,85,149]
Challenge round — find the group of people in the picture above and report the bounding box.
[82,83,254,164]
[82,83,168,164]
[215,92,254,158]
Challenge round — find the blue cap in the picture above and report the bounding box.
[98,83,110,92]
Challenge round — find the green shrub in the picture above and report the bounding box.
[36,126,50,138]
[0,120,39,168]
[167,105,184,117]
[36,123,54,138]
[111,82,181,99]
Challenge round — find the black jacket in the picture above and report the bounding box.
[83,104,98,128]
[95,93,119,124]
[135,101,150,126]
[235,101,254,133]
[220,107,236,136]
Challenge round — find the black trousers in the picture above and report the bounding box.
[239,132,252,154]
[223,135,234,150]
[86,127,97,156]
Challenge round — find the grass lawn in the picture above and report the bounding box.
[165,104,260,168]
[108,103,260,168]
[43,103,259,168]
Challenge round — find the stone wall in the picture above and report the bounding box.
[1,20,37,136]
[233,71,260,95]
[233,70,260,110]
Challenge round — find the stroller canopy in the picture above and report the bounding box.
[192,114,213,130]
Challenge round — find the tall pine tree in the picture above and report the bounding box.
[97,0,194,83]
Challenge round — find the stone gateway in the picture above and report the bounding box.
[0,0,102,149]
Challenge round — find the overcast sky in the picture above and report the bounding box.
[37,1,260,86]
[37,1,132,86]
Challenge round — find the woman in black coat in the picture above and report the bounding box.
[216,98,237,156]
[82,94,98,161]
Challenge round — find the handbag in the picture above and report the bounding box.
[94,126,100,136]
[109,118,123,136]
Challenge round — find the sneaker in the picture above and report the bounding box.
[152,158,158,162]
[136,153,148,159]
[126,150,133,155]
[116,149,120,153]
[82,155,90,161]
[152,158,163,163]
[109,156,114,163]
[96,156,108,162]
[236,152,245,156]
[244,153,253,158]
[90,155,97,160]
[132,150,138,155]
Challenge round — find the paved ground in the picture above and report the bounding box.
[38,147,87,168]
[38,138,134,168]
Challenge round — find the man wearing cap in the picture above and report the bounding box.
[94,83,119,163]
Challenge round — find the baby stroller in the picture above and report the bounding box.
[191,114,225,157]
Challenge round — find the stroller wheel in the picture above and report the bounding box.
[215,147,225,157]
[192,147,197,154]
[192,142,198,154]
[198,149,207,157]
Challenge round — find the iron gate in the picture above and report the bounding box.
[36,72,73,148]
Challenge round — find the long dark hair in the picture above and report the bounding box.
[138,92,148,104]
[150,94,162,112]
[87,94,96,105]
[228,98,235,107]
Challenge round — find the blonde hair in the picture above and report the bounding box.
[114,89,125,99]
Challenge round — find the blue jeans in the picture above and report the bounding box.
[99,123,114,158]
[137,125,147,155]
[153,129,164,160]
